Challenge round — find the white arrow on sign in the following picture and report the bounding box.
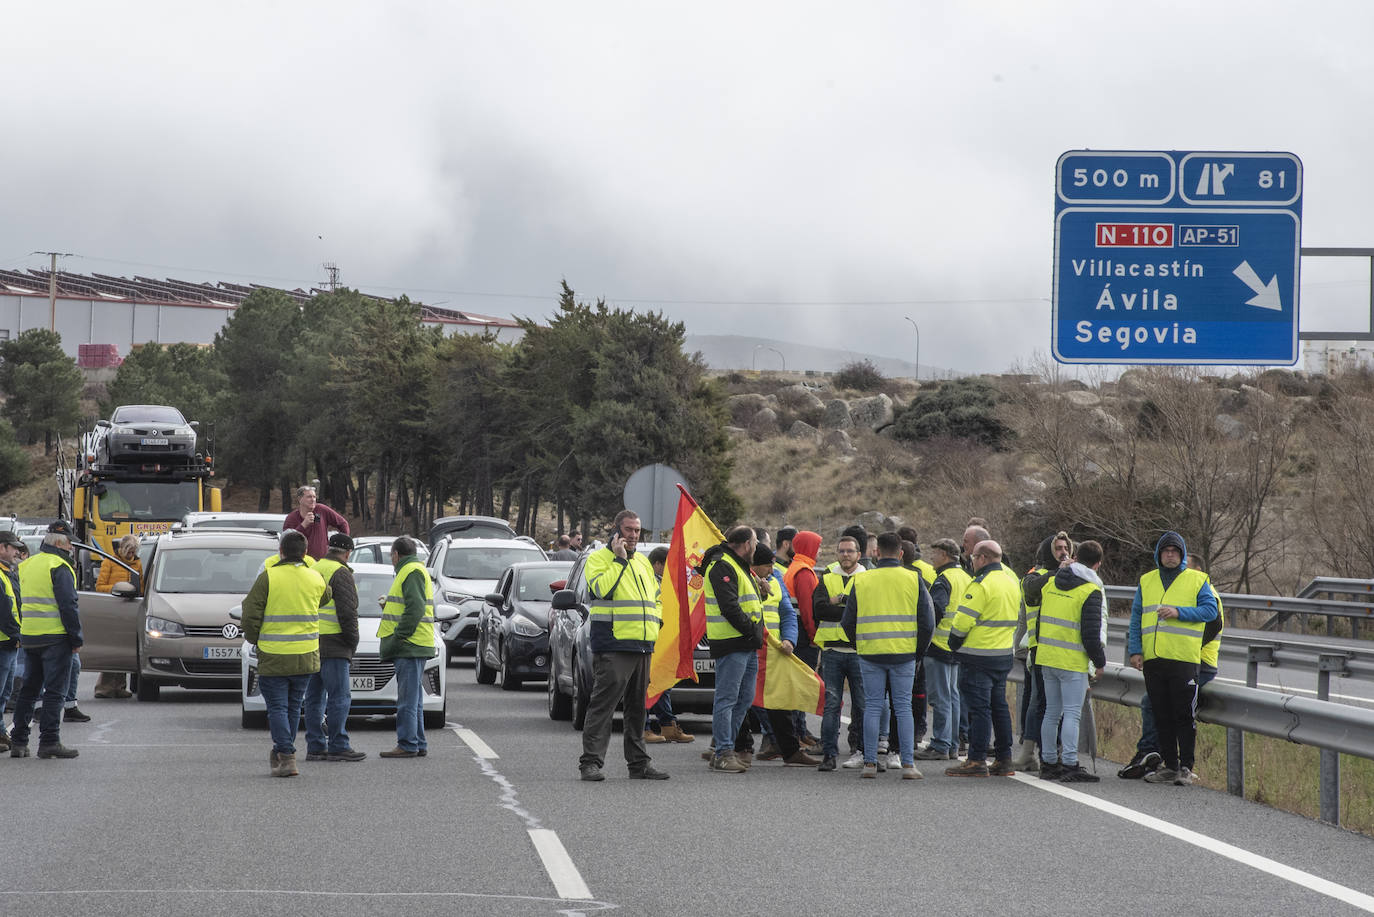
[1233,261,1282,311]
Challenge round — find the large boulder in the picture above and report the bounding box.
[1090,407,1124,439]
[855,510,904,533]
[749,407,779,438]
[1214,414,1246,439]
[776,383,826,413]
[787,420,822,445]
[728,393,769,426]
[1059,389,1101,408]
[822,428,857,455]
[849,393,894,430]
[822,399,853,430]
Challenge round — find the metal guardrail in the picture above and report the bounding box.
[1298,577,1374,600]
[1084,663,1370,826]
[1103,584,1374,636]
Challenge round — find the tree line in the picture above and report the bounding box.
[0,283,740,536]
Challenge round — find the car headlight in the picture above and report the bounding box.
[145,616,185,637]
[174,426,194,436]
[510,615,543,638]
[115,426,137,435]
[443,590,473,604]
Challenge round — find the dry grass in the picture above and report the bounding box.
[1093,700,1374,835]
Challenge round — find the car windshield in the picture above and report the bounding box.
[443,546,543,580]
[113,406,185,425]
[516,566,572,601]
[353,571,393,618]
[98,482,201,522]
[153,547,276,594]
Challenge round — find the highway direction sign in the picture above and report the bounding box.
[1053,150,1302,365]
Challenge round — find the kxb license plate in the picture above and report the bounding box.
[350,675,375,691]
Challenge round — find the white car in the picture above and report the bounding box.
[238,562,449,729]
[348,535,429,565]
[179,511,286,534]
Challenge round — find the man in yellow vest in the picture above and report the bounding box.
[915,538,971,762]
[579,510,666,781]
[379,535,437,759]
[704,525,763,774]
[303,533,364,763]
[0,530,23,752]
[241,530,329,777]
[945,539,1021,777]
[10,521,83,759]
[840,532,933,779]
[1128,531,1219,786]
[1036,540,1108,782]
[810,534,867,770]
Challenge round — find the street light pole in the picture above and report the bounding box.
[904,316,921,381]
[752,344,763,371]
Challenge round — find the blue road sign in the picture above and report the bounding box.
[1053,150,1302,365]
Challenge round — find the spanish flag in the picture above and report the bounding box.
[647,486,721,705]
[755,626,825,716]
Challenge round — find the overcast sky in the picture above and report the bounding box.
[4,2,1372,375]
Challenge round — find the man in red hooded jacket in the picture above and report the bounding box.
[784,532,851,770]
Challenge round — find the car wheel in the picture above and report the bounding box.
[547,655,572,720]
[500,643,521,691]
[136,677,161,702]
[571,654,588,731]
[474,633,497,685]
[423,703,447,729]
[241,707,267,729]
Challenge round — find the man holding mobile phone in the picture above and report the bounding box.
[578,510,667,782]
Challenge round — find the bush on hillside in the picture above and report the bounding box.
[889,378,1012,450]
[833,359,886,393]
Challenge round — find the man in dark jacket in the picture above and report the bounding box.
[379,536,437,759]
[303,533,364,762]
[704,526,763,774]
[10,521,83,759]
[0,530,24,751]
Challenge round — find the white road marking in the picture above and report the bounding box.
[1016,774,1374,912]
[455,726,499,758]
[22,889,615,908]
[528,829,594,901]
[1212,675,1373,708]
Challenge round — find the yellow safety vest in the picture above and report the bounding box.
[851,565,920,656]
[260,562,326,655]
[266,555,315,569]
[930,565,973,652]
[1023,566,1051,651]
[760,576,782,633]
[0,567,19,635]
[705,550,761,641]
[949,566,1021,657]
[1139,568,1209,664]
[911,558,936,586]
[814,566,864,648]
[312,558,346,635]
[380,559,435,649]
[1035,579,1099,673]
[1201,597,1225,670]
[585,549,660,646]
[19,552,76,638]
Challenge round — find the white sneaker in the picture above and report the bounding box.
[887,752,902,769]
[1174,766,1198,786]
[841,751,866,769]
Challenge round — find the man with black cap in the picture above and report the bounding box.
[0,530,24,750]
[9,521,83,759]
[303,533,365,762]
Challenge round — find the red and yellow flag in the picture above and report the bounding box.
[755,627,825,716]
[647,487,723,704]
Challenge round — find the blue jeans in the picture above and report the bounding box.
[820,649,865,759]
[65,653,81,706]
[957,653,1014,761]
[1040,667,1089,765]
[304,657,354,753]
[0,644,18,713]
[1138,666,1214,753]
[1022,661,1046,744]
[860,657,916,766]
[648,690,676,730]
[11,642,75,747]
[711,651,757,752]
[259,673,310,754]
[925,656,960,754]
[393,657,427,753]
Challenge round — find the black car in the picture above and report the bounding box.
[97,405,199,466]
[547,548,715,729]
[475,560,573,690]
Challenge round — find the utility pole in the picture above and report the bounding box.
[33,251,73,332]
[322,262,340,292]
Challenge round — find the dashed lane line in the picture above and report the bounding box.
[455,726,499,758]
[1016,773,1374,913]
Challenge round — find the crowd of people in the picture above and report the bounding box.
[577,510,1223,786]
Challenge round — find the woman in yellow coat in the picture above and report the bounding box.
[94,535,142,698]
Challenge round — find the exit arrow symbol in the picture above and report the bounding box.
[1233,261,1282,311]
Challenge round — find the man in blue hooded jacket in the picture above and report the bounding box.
[1127,532,1218,786]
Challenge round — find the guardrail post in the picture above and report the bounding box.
[1317,654,1347,825]
[1230,645,1273,797]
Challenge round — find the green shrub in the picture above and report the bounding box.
[890,378,1012,450]
[834,359,886,392]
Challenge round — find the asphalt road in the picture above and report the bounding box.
[3,662,1373,916]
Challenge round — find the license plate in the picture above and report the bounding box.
[140,437,169,445]
[350,675,375,691]
[203,646,240,659]
[693,658,715,673]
